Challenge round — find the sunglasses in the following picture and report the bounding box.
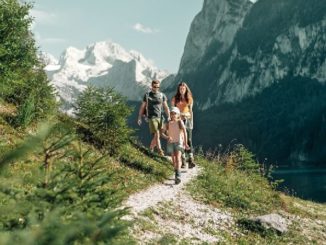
[152,86,160,88]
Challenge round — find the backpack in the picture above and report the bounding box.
[143,91,164,121]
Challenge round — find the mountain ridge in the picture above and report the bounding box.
[44,40,170,111]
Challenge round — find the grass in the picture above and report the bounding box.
[189,156,283,215]
[0,109,174,244]
[1,102,325,244]
[187,153,326,244]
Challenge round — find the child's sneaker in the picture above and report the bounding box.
[175,171,181,184]
[175,177,181,184]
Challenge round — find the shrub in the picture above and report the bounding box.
[14,95,35,128]
[190,147,283,213]
[0,122,131,244]
[75,86,133,155]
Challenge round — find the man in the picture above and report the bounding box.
[137,80,170,156]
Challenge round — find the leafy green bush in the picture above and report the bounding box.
[0,0,57,127]
[75,86,133,155]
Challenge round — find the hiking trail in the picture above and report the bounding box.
[123,166,235,244]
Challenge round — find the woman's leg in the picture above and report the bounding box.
[186,128,195,168]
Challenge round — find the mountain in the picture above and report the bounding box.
[172,0,326,164]
[44,41,169,111]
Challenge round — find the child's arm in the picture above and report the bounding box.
[160,124,172,142]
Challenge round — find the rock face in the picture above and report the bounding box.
[172,0,326,163]
[178,0,252,79]
[44,41,169,110]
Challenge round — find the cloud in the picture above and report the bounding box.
[34,31,66,44]
[133,23,159,34]
[30,9,57,29]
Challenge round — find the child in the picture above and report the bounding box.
[161,107,189,184]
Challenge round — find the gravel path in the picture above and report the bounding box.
[123,166,235,244]
[125,166,200,214]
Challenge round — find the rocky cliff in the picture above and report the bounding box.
[173,0,326,163]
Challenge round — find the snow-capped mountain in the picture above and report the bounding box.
[44,40,169,109]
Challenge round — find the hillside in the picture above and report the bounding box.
[0,0,325,243]
[1,101,325,244]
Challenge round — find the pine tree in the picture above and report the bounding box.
[75,86,133,155]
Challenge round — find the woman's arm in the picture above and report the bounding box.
[189,99,194,124]
[181,121,188,148]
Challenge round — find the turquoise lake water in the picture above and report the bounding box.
[272,165,326,203]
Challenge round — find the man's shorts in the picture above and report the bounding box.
[167,142,184,155]
[148,117,163,134]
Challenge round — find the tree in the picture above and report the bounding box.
[0,0,56,126]
[75,86,133,155]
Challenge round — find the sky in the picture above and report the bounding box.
[29,0,204,73]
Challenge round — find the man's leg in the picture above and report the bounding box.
[155,131,164,156]
[149,118,164,155]
[149,119,158,151]
[149,136,156,151]
[156,118,164,156]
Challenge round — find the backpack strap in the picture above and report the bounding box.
[145,91,149,118]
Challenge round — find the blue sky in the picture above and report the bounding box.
[30,0,204,73]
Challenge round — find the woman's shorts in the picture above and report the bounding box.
[148,118,163,134]
[167,142,184,154]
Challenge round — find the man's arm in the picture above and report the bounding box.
[137,101,146,126]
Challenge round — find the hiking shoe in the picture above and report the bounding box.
[157,149,164,157]
[181,158,186,168]
[175,177,181,184]
[188,158,196,168]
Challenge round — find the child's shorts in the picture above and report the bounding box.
[167,142,184,154]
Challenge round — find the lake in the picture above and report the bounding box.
[272,165,326,203]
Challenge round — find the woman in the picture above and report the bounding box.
[171,82,195,168]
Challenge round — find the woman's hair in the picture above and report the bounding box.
[174,82,193,104]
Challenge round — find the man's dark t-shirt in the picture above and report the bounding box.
[143,91,167,119]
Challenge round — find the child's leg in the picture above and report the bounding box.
[174,150,182,184]
[175,150,182,170]
[171,154,177,167]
